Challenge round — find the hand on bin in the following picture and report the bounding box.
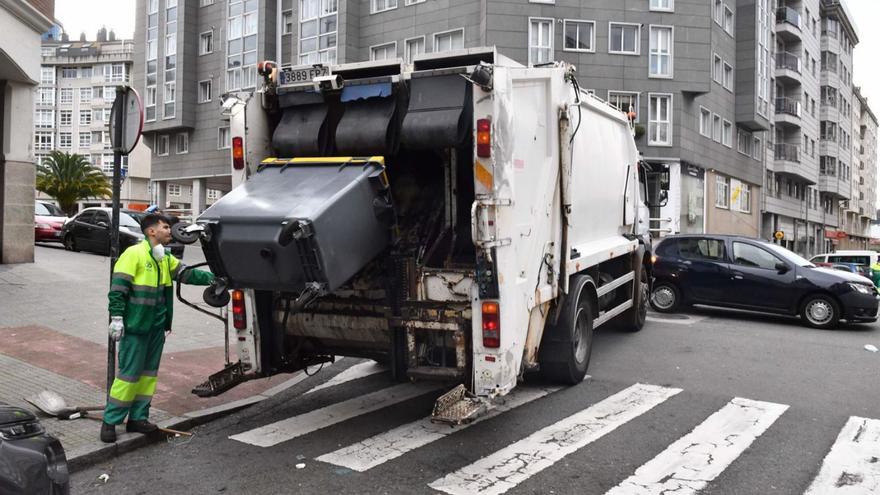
[109,316,124,341]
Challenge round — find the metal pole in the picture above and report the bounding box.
[107,86,126,393]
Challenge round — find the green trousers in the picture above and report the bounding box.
[103,330,165,425]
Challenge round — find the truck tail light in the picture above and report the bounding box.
[477,119,491,158]
[482,301,500,348]
[232,136,245,170]
[232,290,247,330]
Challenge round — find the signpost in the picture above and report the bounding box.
[106,86,144,393]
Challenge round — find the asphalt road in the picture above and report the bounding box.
[69,304,880,494]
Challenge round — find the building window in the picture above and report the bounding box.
[405,36,425,63]
[59,88,73,104]
[35,109,54,128]
[37,87,54,105]
[176,133,189,154]
[34,132,53,151]
[737,128,752,155]
[715,175,730,208]
[79,110,92,126]
[712,113,721,142]
[714,0,723,25]
[563,20,595,52]
[722,120,732,147]
[157,135,169,156]
[648,94,671,146]
[79,132,91,148]
[164,82,176,118]
[650,0,673,11]
[434,28,464,53]
[61,67,77,78]
[60,110,72,126]
[93,109,106,123]
[299,0,337,65]
[219,126,231,149]
[528,18,553,66]
[723,6,734,35]
[200,31,213,54]
[201,0,214,5]
[732,180,751,213]
[207,189,221,201]
[199,80,212,103]
[59,132,72,149]
[713,54,722,84]
[227,0,258,91]
[648,25,672,78]
[103,87,115,102]
[607,91,640,122]
[168,183,181,196]
[370,42,397,61]
[103,63,126,82]
[699,107,711,137]
[371,0,397,14]
[609,22,640,55]
[40,67,55,85]
[722,62,733,90]
[79,87,92,103]
[282,10,294,34]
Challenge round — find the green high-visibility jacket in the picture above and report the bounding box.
[871,262,880,288]
[108,240,214,334]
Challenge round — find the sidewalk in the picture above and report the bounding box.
[0,245,297,470]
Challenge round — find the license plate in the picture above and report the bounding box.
[53,231,61,237]
[279,65,329,86]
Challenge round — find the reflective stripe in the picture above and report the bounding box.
[110,284,130,293]
[133,394,153,403]
[107,396,133,408]
[130,297,159,306]
[116,374,139,383]
[131,284,161,294]
[142,369,158,377]
[114,272,134,282]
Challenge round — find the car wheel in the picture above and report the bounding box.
[63,234,79,252]
[800,294,840,329]
[539,274,594,385]
[650,281,680,313]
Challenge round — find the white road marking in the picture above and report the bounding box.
[606,397,788,495]
[230,382,441,447]
[317,385,561,472]
[305,361,387,395]
[428,383,682,495]
[804,416,880,494]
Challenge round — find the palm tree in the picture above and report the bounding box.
[36,151,111,216]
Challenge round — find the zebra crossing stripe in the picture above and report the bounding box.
[804,416,880,494]
[317,385,561,472]
[606,397,788,495]
[229,382,441,447]
[428,383,682,495]
[305,361,387,395]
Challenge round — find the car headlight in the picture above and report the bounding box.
[848,283,874,294]
[0,421,45,440]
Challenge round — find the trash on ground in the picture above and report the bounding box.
[98,473,109,483]
[865,344,878,353]
[295,463,306,469]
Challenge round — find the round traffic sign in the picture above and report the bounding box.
[774,231,784,240]
[109,86,144,155]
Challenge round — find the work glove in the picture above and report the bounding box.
[109,316,124,341]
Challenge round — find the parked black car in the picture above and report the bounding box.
[61,208,184,258]
[0,403,69,494]
[650,235,879,329]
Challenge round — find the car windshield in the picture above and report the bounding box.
[35,202,64,217]
[762,242,815,267]
[118,212,141,228]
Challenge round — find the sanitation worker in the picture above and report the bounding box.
[871,260,880,290]
[101,213,215,443]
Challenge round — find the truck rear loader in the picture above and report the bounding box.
[178,48,654,422]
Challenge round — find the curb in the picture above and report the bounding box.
[67,372,309,473]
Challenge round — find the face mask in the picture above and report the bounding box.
[152,243,166,260]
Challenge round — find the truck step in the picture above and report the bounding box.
[191,362,252,398]
[431,384,487,426]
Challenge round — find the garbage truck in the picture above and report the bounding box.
[177,48,655,421]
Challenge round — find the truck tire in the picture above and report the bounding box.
[617,264,648,332]
[539,274,594,385]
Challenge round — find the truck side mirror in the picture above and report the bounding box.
[650,190,668,208]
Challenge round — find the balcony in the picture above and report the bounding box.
[775,97,802,128]
[818,173,852,200]
[775,52,802,85]
[774,143,817,184]
[776,6,803,41]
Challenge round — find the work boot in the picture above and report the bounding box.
[100,422,116,443]
[126,419,159,434]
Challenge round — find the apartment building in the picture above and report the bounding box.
[840,86,878,249]
[133,0,775,228]
[35,29,152,211]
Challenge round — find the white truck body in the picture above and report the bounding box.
[197,48,651,407]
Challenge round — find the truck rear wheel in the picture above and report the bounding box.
[616,263,648,332]
[540,275,594,385]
